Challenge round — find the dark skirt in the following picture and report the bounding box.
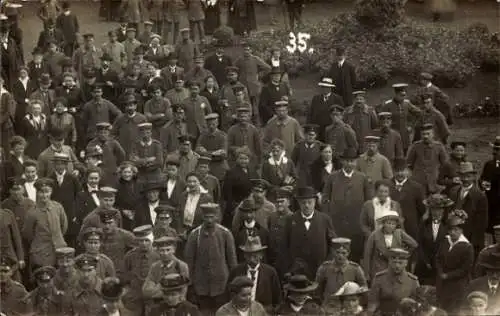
[204,5,221,35]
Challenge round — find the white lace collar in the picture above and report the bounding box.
[446,234,469,250]
[268,152,288,165]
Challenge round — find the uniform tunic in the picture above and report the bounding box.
[144,97,172,139]
[123,39,142,67]
[344,105,378,154]
[23,287,66,316]
[87,137,126,178]
[267,209,291,277]
[101,41,127,71]
[122,247,161,313]
[73,47,102,82]
[196,129,229,181]
[23,201,68,267]
[0,209,24,279]
[160,120,188,154]
[407,140,448,194]
[356,152,393,183]
[130,139,164,181]
[0,280,29,315]
[175,40,198,72]
[324,122,358,158]
[68,280,103,316]
[316,260,367,303]
[166,87,189,105]
[101,228,136,280]
[372,127,404,166]
[142,257,190,299]
[378,99,421,151]
[182,95,212,140]
[53,269,79,292]
[263,116,304,157]
[291,140,322,187]
[226,122,262,165]
[368,270,419,316]
[234,55,271,98]
[413,108,451,145]
[82,99,122,142]
[112,112,148,156]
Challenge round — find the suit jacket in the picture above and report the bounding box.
[327,60,356,106]
[480,159,500,228]
[466,276,500,310]
[135,198,167,227]
[204,54,233,86]
[3,154,25,180]
[96,68,121,103]
[36,29,65,52]
[21,114,49,159]
[176,191,213,233]
[49,172,81,236]
[449,185,488,248]
[390,178,426,240]
[160,177,186,208]
[147,300,201,316]
[222,165,259,212]
[27,61,50,88]
[285,211,336,279]
[11,78,36,126]
[307,93,344,141]
[75,186,99,227]
[416,218,447,283]
[160,65,185,91]
[227,263,282,308]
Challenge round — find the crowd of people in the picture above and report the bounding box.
[0,0,499,315]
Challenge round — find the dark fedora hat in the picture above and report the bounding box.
[239,236,268,253]
[285,275,318,293]
[480,252,500,271]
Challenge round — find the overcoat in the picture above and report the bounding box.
[234,55,271,97]
[327,60,356,107]
[406,140,448,194]
[378,98,421,151]
[480,159,500,232]
[307,92,344,142]
[415,217,447,285]
[182,95,212,139]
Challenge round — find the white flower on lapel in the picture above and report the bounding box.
[201,102,206,109]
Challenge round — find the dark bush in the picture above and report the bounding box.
[246,14,500,88]
[212,25,235,46]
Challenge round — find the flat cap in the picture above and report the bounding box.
[226,66,239,74]
[239,198,257,212]
[275,188,292,200]
[144,20,154,25]
[329,104,344,113]
[33,266,56,283]
[352,90,366,96]
[303,124,319,133]
[388,248,410,259]
[153,236,178,247]
[178,134,194,144]
[392,83,408,91]
[96,122,112,129]
[80,227,103,240]
[421,123,434,131]
[133,225,153,238]
[52,152,70,162]
[75,254,98,270]
[200,203,220,215]
[138,122,153,130]
[155,205,176,217]
[98,186,118,196]
[251,178,270,191]
[332,237,352,249]
[364,135,381,142]
[378,111,392,119]
[55,247,75,258]
[205,113,219,120]
[197,155,212,165]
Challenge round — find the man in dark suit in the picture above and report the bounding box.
[204,41,233,87]
[161,157,186,208]
[1,24,22,91]
[327,47,356,107]
[12,66,37,131]
[285,186,336,279]
[36,19,64,53]
[390,158,426,241]
[413,72,453,125]
[96,53,120,105]
[307,77,344,142]
[160,52,185,92]
[228,236,282,312]
[75,166,101,231]
[134,181,165,228]
[284,0,304,30]
[258,67,291,125]
[27,47,50,89]
[480,137,500,235]
[449,161,489,257]
[465,252,500,312]
[49,152,81,247]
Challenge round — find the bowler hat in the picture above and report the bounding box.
[340,150,359,160]
[39,73,51,85]
[295,186,317,199]
[239,236,267,252]
[141,181,165,193]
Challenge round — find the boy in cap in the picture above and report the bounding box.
[379,83,421,153]
[79,227,116,280]
[152,205,178,238]
[52,247,78,292]
[195,155,221,202]
[0,255,28,315]
[0,207,24,282]
[23,178,68,268]
[344,90,378,154]
[142,236,189,300]
[24,265,66,316]
[122,225,160,315]
[87,121,126,175]
[184,203,237,313]
[67,254,104,315]
[407,122,448,194]
[356,135,393,182]
[316,237,367,304]
[81,83,122,143]
[372,111,404,166]
[111,93,147,156]
[413,93,450,145]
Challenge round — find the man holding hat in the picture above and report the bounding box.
[480,136,500,234]
[24,265,66,316]
[82,83,122,143]
[372,111,404,166]
[147,273,199,315]
[23,178,68,268]
[79,227,116,280]
[356,135,393,183]
[228,236,282,311]
[67,254,104,315]
[185,203,237,313]
[0,207,24,282]
[112,94,147,156]
[367,248,419,316]
[123,225,159,316]
[324,104,358,159]
[142,236,189,300]
[307,77,344,142]
[316,237,367,304]
[407,122,449,194]
[449,161,488,257]
[0,255,28,315]
[285,186,336,279]
[344,90,378,154]
[379,83,422,153]
[322,151,373,261]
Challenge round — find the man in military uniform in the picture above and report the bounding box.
[80,227,116,280]
[146,273,200,316]
[406,123,449,194]
[0,256,28,315]
[367,248,419,316]
[268,188,293,279]
[316,237,367,306]
[475,225,500,277]
[122,225,160,316]
[344,91,378,155]
[67,254,104,316]
[23,266,66,316]
[142,236,189,300]
[378,83,422,153]
[152,205,178,239]
[80,186,124,232]
[324,105,358,159]
[0,207,24,282]
[372,112,404,166]
[53,247,79,293]
[413,72,453,125]
[196,155,221,202]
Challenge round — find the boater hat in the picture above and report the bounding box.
[318,77,336,88]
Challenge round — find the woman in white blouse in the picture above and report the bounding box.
[360,179,403,238]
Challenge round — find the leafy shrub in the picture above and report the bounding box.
[355,0,407,28]
[212,25,235,46]
[246,14,500,88]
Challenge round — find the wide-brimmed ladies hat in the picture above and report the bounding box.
[285,274,318,293]
[446,209,468,227]
[423,193,454,209]
[378,210,401,223]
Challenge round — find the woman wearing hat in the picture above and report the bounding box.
[332,282,368,316]
[436,209,474,313]
[363,210,418,281]
[261,138,297,201]
[276,274,325,315]
[416,193,452,285]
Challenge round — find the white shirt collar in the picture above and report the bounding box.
[462,184,473,191]
[140,139,152,146]
[426,82,432,88]
[301,212,314,220]
[395,178,408,186]
[446,234,469,250]
[338,59,345,66]
[268,152,288,165]
[342,169,353,178]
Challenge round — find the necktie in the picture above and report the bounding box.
[249,269,256,282]
[491,287,497,295]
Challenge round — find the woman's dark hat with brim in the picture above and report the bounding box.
[285,275,318,293]
[295,186,317,200]
[101,277,124,301]
[480,252,500,271]
[423,193,454,209]
[446,209,468,227]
